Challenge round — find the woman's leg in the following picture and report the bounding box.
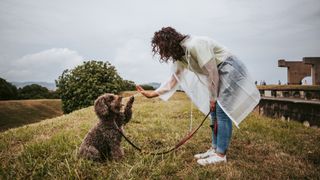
[215,103,233,155]
[196,102,232,165]
[210,111,217,149]
[194,111,217,159]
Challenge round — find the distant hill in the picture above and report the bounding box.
[142,82,184,91]
[10,81,167,91]
[143,82,160,89]
[11,81,56,90]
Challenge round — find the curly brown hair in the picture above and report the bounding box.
[151,27,188,63]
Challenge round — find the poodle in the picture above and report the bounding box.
[78,93,134,161]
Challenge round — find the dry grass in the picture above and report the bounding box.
[0,99,62,131]
[0,92,319,179]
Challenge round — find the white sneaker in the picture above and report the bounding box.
[197,154,227,166]
[194,148,216,159]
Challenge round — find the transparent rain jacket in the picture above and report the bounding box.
[155,36,261,127]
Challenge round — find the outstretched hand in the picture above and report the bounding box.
[136,85,158,98]
[136,85,145,92]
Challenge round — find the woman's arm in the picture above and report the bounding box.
[137,64,182,100]
[189,38,219,111]
[136,73,179,99]
[136,85,160,98]
[202,59,219,111]
[202,59,219,102]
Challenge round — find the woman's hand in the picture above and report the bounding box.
[210,100,216,112]
[136,85,159,98]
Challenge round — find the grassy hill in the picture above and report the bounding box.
[0,92,319,179]
[0,99,62,131]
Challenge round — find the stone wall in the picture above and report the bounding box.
[257,85,320,127]
[257,97,320,126]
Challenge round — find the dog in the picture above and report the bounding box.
[78,93,134,161]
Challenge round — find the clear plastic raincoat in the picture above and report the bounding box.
[155,36,261,127]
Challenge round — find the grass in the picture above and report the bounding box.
[0,92,319,179]
[0,99,62,131]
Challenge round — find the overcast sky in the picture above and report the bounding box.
[0,0,319,85]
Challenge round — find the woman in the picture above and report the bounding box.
[136,27,260,165]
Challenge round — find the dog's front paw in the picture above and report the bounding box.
[128,96,134,104]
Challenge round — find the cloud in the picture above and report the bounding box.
[0,48,83,82]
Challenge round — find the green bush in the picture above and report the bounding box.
[18,84,50,99]
[48,90,60,99]
[56,60,124,113]
[0,78,18,100]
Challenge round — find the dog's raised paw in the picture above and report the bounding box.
[128,96,134,103]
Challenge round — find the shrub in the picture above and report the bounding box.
[18,84,50,99]
[56,61,124,113]
[0,78,18,100]
[48,90,60,99]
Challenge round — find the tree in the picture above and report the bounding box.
[47,90,60,99]
[0,78,18,100]
[18,84,50,99]
[56,60,124,113]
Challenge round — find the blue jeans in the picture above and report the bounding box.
[210,102,233,154]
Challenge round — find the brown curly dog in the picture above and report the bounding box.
[78,93,134,161]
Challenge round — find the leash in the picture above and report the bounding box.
[113,111,211,155]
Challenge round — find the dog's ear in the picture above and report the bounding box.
[94,94,113,118]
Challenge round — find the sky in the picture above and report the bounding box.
[0,0,319,85]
